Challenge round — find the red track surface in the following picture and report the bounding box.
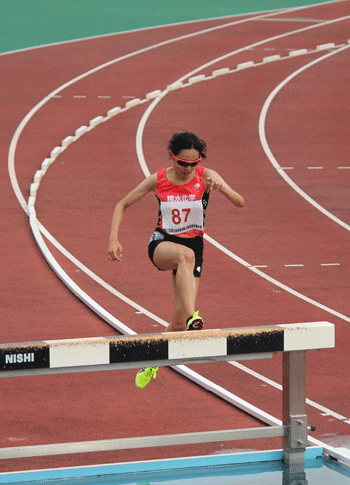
[1,0,350,473]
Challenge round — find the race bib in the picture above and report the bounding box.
[161,200,204,235]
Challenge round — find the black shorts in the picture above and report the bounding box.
[148,228,204,278]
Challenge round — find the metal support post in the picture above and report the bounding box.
[282,351,308,475]
[283,469,308,485]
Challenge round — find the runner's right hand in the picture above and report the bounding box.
[108,241,123,262]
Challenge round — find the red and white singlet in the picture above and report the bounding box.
[155,165,209,238]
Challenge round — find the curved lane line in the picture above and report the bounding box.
[30,219,137,336]
[37,222,171,329]
[231,361,350,422]
[259,42,350,233]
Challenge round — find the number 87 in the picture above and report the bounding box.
[172,208,191,224]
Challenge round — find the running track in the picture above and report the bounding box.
[1,0,350,473]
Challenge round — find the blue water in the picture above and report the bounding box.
[2,449,349,484]
[27,457,350,485]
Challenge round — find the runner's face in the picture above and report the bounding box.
[172,149,200,177]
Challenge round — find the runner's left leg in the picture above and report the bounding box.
[153,241,197,330]
[166,273,200,332]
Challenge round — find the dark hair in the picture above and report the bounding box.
[168,130,207,159]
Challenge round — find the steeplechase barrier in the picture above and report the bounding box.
[0,321,335,475]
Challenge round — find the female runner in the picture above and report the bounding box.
[108,130,244,388]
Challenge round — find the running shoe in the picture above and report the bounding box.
[135,366,159,388]
[186,311,204,331]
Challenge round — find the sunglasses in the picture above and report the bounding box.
[172,153,202,167]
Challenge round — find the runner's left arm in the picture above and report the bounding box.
[204,168,244,207]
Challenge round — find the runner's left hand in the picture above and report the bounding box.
[206,176,223,192]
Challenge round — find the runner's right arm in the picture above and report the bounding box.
[108,174,157,261]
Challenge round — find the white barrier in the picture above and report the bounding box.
[0,321,335,472]
[0,322,334,376]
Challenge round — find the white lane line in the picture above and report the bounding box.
[283,166,350,171]
[30,220,137,336]
[241,263,342,268]
[195,41,346,84]
[231,361,350,424]
[260,17,324,23]
[37,223,169,328]
[259,42,350,234]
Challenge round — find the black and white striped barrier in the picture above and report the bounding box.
[0,321,335,465]
[0,322,334,377]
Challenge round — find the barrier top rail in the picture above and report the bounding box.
[0,322,334,377]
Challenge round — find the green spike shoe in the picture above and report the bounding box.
[186,310,204,330]
[135,366,159,388]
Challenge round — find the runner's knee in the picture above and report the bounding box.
[177,246,195,268]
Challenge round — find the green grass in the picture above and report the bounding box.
[0,0,331,54]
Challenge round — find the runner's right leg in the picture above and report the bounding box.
[135,242,198,388]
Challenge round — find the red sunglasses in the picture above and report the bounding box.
[172,153,202,167]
